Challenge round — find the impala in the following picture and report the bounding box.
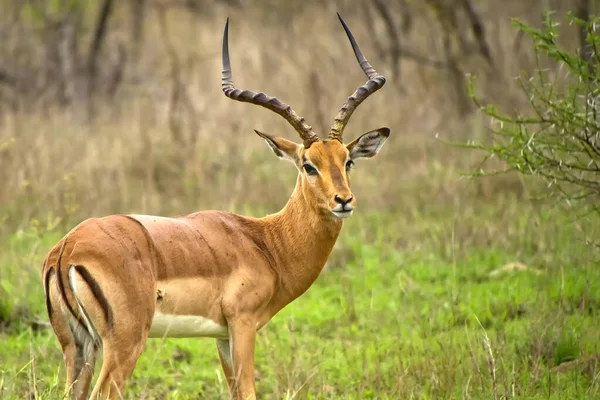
[42,13,389,399]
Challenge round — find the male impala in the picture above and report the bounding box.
[42,14,389,399]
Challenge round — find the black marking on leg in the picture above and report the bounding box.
[73,265,114,330]
[56,243,87,330]
[44,267,55,324]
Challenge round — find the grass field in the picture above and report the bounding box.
[1,199,599,399]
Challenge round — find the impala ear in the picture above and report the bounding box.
[255,130,300,163]
[346,127,390,160]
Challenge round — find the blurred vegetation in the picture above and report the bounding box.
[0,0,564,232]
[469,9,600,214]
[0,0,599,399]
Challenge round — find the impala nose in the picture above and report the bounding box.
[334,194,353,207]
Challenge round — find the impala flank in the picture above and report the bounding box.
[42,13,390,399]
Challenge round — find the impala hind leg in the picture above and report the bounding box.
[54,323,98,399]
[68,328,97,399]
[89,334,148,399]
[47,270,97,399]
[66,264,154,399]
[217,338,235,393]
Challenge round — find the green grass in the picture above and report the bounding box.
[1,204,599,399]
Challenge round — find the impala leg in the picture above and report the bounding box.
[216,338,235,392]
[89,336,147,400]
[229,320,257,400]
[69,333,97,400]
[61,338,96,399]
[61,341,77,395]
[48,274,97,399]
[63,262,155,399]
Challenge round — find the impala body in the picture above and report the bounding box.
[42,14,390,399]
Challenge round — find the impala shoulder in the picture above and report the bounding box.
[221,267,278,318]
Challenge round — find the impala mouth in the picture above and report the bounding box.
[332,206,354,219]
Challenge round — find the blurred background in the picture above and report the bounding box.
[1,1,600,398]
[0,0,580,235]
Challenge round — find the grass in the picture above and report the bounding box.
[1,201,599,399]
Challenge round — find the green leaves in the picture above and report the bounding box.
[468,12,600,214]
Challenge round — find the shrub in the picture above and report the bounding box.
[467,11,600,216]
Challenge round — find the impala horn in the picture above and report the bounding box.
[328,13,386,143]
[221,18,320,148]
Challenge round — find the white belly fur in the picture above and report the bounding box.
[148,312,229,339]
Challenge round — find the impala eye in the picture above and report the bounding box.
[303,164,318,176]
[346,160,355,170]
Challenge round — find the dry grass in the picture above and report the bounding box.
[0,0,577,235]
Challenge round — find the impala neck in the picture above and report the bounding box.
[263,174,343,303]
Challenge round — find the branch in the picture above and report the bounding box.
[372,0,402,80]
[461,0,494,65]
[87,0,115,100]
[576,0,594,76]
[130,0,147,64]
[156,4,199,157]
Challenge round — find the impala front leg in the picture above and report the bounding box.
[229,317,257,400]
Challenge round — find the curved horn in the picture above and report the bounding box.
[221,18,320,148]
[329,13,386,142]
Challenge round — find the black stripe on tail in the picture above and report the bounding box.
[71,264,114,329]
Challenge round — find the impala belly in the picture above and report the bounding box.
[148,312,229,339]
[148,279,229,339]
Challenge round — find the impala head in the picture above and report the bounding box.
[222,14,390,219]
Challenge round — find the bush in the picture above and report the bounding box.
[467,11,600,215]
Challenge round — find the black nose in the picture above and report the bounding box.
[334,195,353,206]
